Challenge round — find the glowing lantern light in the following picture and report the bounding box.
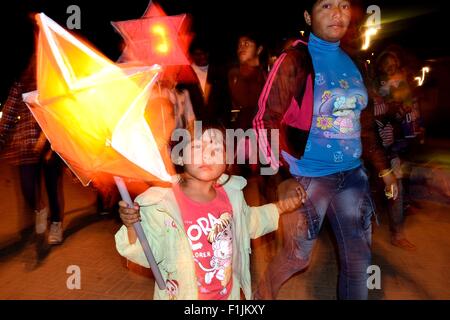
[362,27,378,51]
[415,67,430,86]
[362,5,381,51]
[112,11,191,66]
[23,12,172,290]
[151,24,169,54]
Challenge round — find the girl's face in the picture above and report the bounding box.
[182,129,227,182]
[305,0,352,42]
[237,36,261,65]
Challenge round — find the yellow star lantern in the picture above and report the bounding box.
[23,13,172,185]
[23,13,173,289]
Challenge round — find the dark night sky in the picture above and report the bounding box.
[0,0,448,100]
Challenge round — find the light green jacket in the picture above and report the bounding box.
[115,174,279,300]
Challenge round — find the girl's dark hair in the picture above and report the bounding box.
[169,120,233,184]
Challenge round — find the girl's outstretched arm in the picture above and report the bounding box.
[244,179,304,239]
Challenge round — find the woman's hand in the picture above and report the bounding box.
[275,179,307,214]
[118,200,140,228]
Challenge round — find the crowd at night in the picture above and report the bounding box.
[0,0,449,304]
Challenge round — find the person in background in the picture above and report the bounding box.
[0,56,65,244]
[371,48,425,251]
[177,39,230,124]
[227,32,269,204]
[228,32,267,131]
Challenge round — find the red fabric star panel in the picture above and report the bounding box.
[112,14,191,66]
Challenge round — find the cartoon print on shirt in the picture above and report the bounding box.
[333,151,344,163]
[332,96,358,134]
[193,212,232,296]
[316,92,367,137]
[165,278,179,300]
[321,90,332,103]
[316,116,333,130]
[334,116,355,134]
[305,140,312,152]
[339,79,350,89]
[315,73,326,86]
[297,52,370,172]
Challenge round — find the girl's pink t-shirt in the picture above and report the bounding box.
[173,184,234,300]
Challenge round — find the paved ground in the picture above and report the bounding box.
[1,144,450,300]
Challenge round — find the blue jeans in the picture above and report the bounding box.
[254,166,375,300]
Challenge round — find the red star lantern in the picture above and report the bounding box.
[142,0,166,17]
[112,2,191,66]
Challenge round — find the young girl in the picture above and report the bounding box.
[115,124,305,300]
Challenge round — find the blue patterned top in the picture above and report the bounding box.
[282,33,368,177]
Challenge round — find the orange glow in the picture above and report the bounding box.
[23,13,173,186]
[151,24,169,54]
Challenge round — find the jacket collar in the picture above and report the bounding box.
[134,174,247,232]
[135,174,247,206]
